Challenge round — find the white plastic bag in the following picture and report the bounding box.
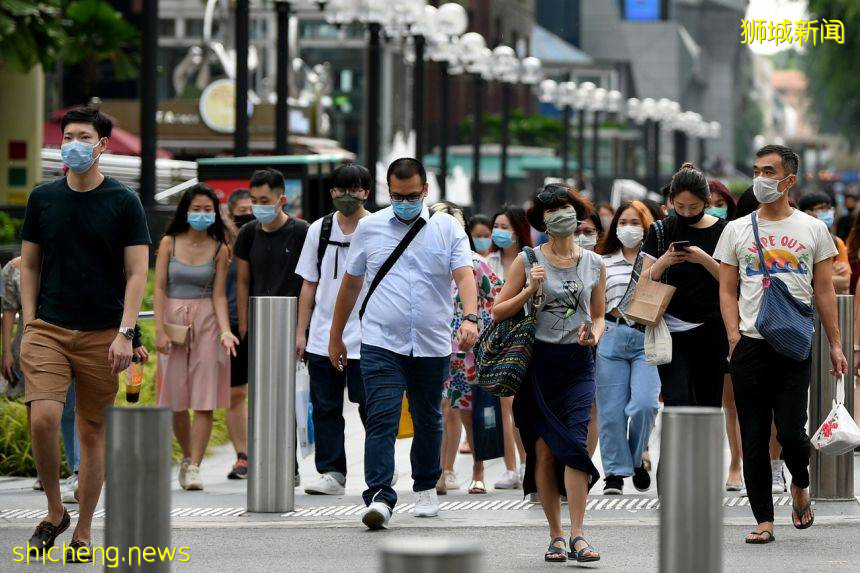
[295,362,315,459]
[644,318,672,366]
[811,375,860,456]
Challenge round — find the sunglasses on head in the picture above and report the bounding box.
[537,186,570,203]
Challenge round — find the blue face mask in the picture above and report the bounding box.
[392,198,423,221]
[705,207,727,219]
[817,209,835,228]
[61,139,102,173]
[492,228,514,249]
[252,204,279,224]
[473,237,493,252]
[187,212,216,231]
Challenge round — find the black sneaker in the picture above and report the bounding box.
[632,464,651,492]
[227,458,248,480]
[27,508,70,556]
[603,476,623,495]
[66,540,93,563]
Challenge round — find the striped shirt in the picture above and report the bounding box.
[603,250,635,312]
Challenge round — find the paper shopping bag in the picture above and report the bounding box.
[624,278,676,327]
[397,395,414,439]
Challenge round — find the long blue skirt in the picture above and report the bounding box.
[514,340,600,496]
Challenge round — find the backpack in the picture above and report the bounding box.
[316,213,351,279]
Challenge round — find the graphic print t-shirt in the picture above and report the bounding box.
[713,210,837,338]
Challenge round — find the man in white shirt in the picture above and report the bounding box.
[295,164,372,496]
[329,158,479,529]
[715,144,848,544]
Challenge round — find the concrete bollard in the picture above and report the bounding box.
[381,538,481,573]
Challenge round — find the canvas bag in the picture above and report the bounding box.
[624,221,676,327]
[644,318,673,365]
[811,375,860,456]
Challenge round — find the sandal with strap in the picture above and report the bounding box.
[544,536,568,562]
[569,536,600,562]
[468,480,487,494]
[745,530,775,544]
[792,500,814,530]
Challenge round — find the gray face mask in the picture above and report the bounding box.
[544,207,578,237]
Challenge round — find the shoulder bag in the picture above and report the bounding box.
[163,241,221,346]
[624,220,676,327]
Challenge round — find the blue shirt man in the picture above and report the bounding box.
[328,158,479,529]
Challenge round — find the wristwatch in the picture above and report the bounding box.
[118,327,135,340]
[464,314,479,324]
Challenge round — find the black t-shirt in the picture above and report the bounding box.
[641,216,727,323]
[20,176,152,330]
[234,217,308,297]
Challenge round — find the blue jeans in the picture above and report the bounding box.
[596,322,660,478]
[305,353,367,478]
[360,344,450,509]
[61,382,79,473]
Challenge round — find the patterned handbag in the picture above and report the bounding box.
[751,212,814,360]
[475,247,541,397]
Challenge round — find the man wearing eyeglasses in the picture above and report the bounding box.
[329,158,479,529]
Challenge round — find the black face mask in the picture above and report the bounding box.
[233,213,256,228]
[675,209,705,226]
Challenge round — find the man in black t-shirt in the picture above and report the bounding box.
[19,108,150,560]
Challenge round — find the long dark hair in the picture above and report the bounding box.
[847,212,860,263]
[669,162,710,202]
[165,183,227,244]
[491,205,534,250]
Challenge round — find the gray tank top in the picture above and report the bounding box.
[166,240,219,299]
[521,245,602,344]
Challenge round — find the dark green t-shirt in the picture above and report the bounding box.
[20,176,151,330]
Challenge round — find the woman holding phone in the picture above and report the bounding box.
[640,163,727,409]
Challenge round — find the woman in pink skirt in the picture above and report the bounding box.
[154,184,238,491]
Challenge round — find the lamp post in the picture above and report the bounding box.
[235,0,250,156]
[459,32,489,210]
[589,87,607,201]
[539,79,576,182]
[495,55,541,199]
[574,82,595,189]
[605,90,623,182]
[140,0,157,206]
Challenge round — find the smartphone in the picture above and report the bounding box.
[671,240,690,251]
[581,321,593,342]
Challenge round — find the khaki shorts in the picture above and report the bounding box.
[22,319,118,423]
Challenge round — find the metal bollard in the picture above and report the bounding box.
[381,538,481,573]
[247,296,297,513]
[104,407,172,573]
[810,294,855,500]
[659,407,723,573]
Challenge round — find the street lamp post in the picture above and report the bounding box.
[574,82,595,190]
[365,21,382,205]
[412,34,426,161]
[275,1,291,155]
[235,0,250,156]
[589,87,606,202]
[140,0,157,207]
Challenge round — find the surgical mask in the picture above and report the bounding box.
[575,234,598,250]
[617,225,644,248]
[187,212,216,231]
[600,215,613,230]
[333,195,363,216]
[61,139,102,173]
[392,198,423,221]
[233,213,256,227]
[491,228,514,249]
[676,209,705,226]
[817,209,835,228]
[544,207,578,237]
[473,237,493,252]
[252,204,280,224]
[706,207,728,219]
[753,175,791,204]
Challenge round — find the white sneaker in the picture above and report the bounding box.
[771,460,786,494]
[361,502,392,530]
[414,488,439,517]
[304,472,345,495]
[61,474,79,504]
[184,464,203,491]
[443,470,459,490]
[178,458,190,489]
[32,477,43,491]
[494,470,521,490]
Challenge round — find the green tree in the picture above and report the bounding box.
[803,0,860,145]
[0,0,65,72]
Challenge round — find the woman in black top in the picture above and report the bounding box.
[640,162,727,408]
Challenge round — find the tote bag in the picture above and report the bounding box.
[811,375,860,455]
[644,318,673,365]
[296,362,315,458]
[471,385,505,461]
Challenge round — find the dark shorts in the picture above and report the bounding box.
[230,324,248,387]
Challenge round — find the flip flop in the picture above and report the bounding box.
[544,536,567,562]
[569,536,600,562]
[468,480,487,494]
[745,530,775,544]
[792,500,815,530]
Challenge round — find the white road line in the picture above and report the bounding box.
[594,499,608,511]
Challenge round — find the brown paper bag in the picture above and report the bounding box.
[624,278,676,327]
[397,395,413,439]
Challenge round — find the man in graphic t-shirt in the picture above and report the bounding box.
[715,144,848,545]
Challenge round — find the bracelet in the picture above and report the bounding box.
[220,331,234,340]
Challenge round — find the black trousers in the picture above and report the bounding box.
[657,321,727,408]
[730,335,812,524]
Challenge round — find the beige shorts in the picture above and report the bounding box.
[22,319,118,423]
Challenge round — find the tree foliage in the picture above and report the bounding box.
[0,0,65,72]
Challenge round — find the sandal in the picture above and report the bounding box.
[792,500,814,530]
[569,536,600,562]
[745,530,775,544]
[468,480,487,494]
[544,536,567,562]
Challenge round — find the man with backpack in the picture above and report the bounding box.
[295,164,372,495]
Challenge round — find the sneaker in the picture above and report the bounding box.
[603,475,624,495]
[361,502,392,530]
[304,472,345,495]
[61,474,79,504]
[414,488,439,517]
[632,464,651,492]
[771,460,786,494]
[32,478,43,491]
[27,508,70,556]
[178,458,191,489]
[444,469,459,490]
[227,458,248,480]
[494,470,521,490]
[184,464,203,491]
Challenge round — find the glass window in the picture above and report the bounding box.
[159,19,176,37]
[185,18,204,37]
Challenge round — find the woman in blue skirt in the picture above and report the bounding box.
[493,184,606,563]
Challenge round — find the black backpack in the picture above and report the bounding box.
[316,213,351,279]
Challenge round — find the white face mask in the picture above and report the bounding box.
[575,234,598,250]
[753,175,791,204]
[617,225,644,248]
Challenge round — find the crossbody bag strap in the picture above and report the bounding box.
[316,213,335,278]
[358,217,428,320]
[751,212,771,287]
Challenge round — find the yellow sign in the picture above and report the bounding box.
[741,18,844,46]
[198,79,255,134]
